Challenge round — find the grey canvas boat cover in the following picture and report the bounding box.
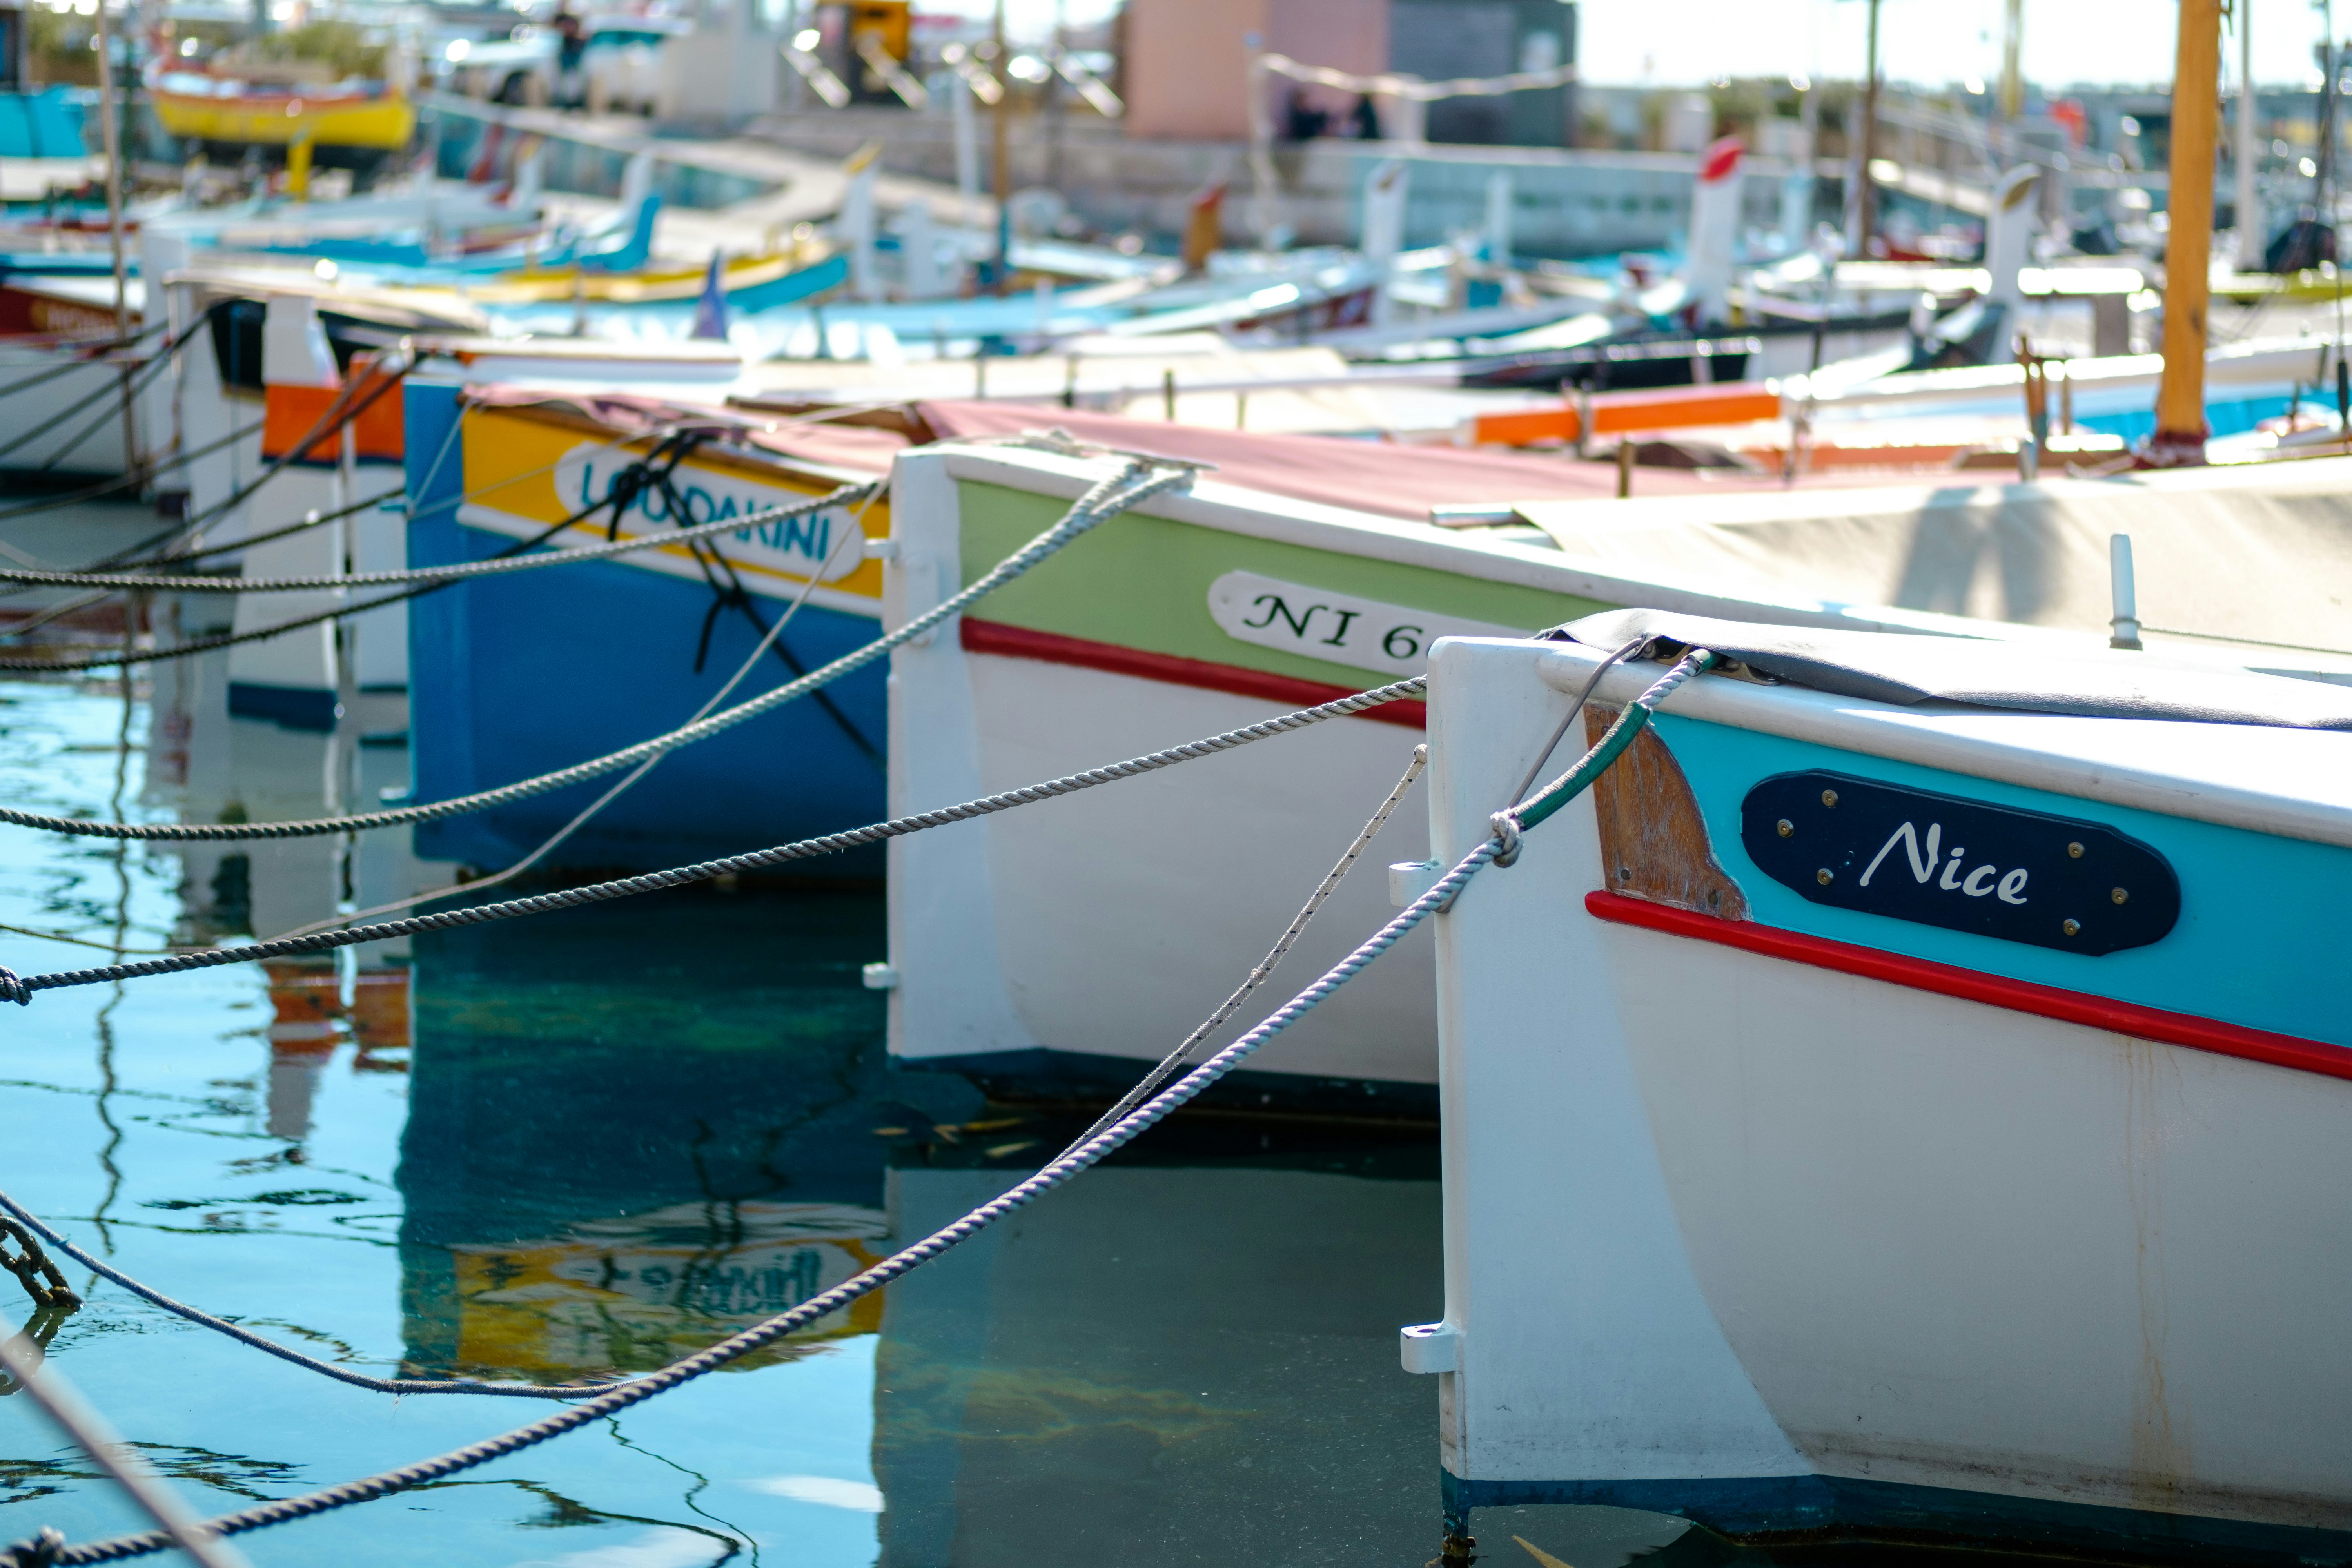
[1555,608,2352,730]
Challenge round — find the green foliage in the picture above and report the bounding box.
[27,6,99,88]
[223,19,390,81]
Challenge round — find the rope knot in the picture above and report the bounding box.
[0,968,28,1005]
[1488,812,1523,868]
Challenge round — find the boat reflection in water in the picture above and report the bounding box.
[109,608,1691,1565]
[871,1123,1450,1566]
[425,1199,888,1382]
[380,863,1493,1559]
[385,866,943,1391]
[143,632,444,1139]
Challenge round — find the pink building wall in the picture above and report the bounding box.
[1123,0,1387,142]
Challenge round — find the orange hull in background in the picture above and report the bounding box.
[1471,383,1784,447]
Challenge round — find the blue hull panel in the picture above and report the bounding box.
[1443,1472,2352,1566]
[404,384,885,875]
[407,546,887,875]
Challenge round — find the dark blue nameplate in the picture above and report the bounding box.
[1739,771,2180,956]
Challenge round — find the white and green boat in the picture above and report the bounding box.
[880,441,2352,1112]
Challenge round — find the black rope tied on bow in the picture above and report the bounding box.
[600,429,709,542]
[639,446,883,766]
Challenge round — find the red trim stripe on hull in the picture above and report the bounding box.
[1585,890,2352,1084]
[959,618,1428,729]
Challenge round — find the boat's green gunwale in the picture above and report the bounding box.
[954,479,1610,689]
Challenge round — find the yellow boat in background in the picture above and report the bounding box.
[465,245,828,305]
[2212,263,2352,305]
[147,65,415,152]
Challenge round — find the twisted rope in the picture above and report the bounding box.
[23,826,1504,1568]
[0,585,419,674]
[263,488,880,941]
[0,418,267,536]
[0,1193,614,1400]
[0,461,1194,838]
[81,350,414,576]
[0,484,884,595]
[22,350,181,481]
[0,418,697,675]
[0,317,173,409]
[139,485,405,570]
[9,672,1424,996]
[0,467,854,673]
[0,309,214,472]
[0,1307,256,1568]
[1056,744,1429,1155]
[3,651,1721,1567]
[0,347,412,653]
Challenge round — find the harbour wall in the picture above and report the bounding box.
[423,93,1806,258]
[748,106,1806,256]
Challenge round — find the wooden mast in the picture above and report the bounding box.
[2150,0,2221,465]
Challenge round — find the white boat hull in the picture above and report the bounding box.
[1418,633,2352,1560]
[0,352,139,475]
[891,642,1437,1097]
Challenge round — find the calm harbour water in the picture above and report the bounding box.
[0,657,1718,1568]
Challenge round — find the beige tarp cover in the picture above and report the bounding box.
[1517,458,2352,661]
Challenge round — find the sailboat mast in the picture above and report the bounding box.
[2151,0,2221,465]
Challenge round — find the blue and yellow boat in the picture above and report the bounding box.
[403,384,891,873]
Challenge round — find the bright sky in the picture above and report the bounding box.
[963,0,2336,89]
[1577,0,2333,89]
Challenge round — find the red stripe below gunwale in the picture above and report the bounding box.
[1584,890,2352,1084]
[958,618,1428,728]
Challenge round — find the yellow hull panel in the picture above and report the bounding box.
[459,403,889,606]
[151,91,415,151]
[2213,268,2352,303]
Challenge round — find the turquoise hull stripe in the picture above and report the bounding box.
[1655,712,2352,1050]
